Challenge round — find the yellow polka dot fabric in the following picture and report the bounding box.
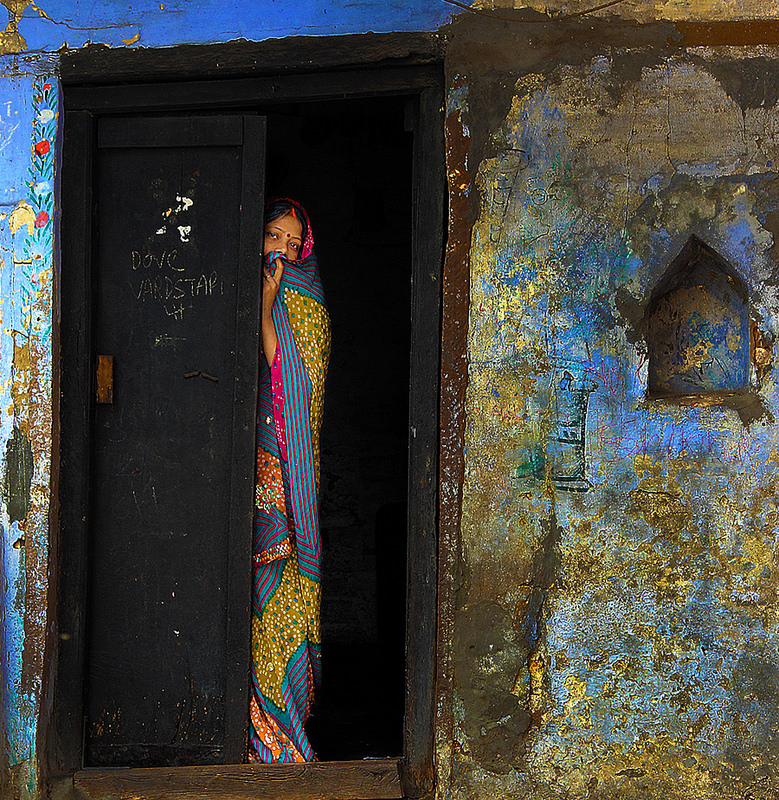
[252,557,322,708]
[250,260,329,763]
[283,287,331,488]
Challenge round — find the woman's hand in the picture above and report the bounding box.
[261,256,284,366]
[263,255,284,309]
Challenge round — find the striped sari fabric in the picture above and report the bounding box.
[249,214,330,763]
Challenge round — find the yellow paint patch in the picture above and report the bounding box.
[0,0,29,54]
[527,643,550,724]
[1,0,31,13]
[563,673,586,714]
[633,453,660,477]
[510,663,529,698]
[8,200,35,235]
[122,31,140,45]
[8,200,34,235]
[10,333,31,434]
[744,534,773,581]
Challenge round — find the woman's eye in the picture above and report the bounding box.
[290,242,299,251]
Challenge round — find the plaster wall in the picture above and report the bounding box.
[472,0,779,22]
[443,15,779,800]
[0,1,454,51]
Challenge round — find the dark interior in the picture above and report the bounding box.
[263,96,412,760]
[59,54,439,790]
[79,96,411,768]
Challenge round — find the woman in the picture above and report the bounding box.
[249,199,331,762]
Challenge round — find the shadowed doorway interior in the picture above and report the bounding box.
[253,97,411,760]
[59,67,432,777]
[80,99,410,766]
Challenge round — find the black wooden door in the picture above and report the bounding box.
[83,116,264,767]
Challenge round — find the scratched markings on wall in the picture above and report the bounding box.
[0,64,55,800]
[456,54,779,799]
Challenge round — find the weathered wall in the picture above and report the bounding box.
[0,54,57,800]
[472,0,779,22]
[442,12,779,800]
[0,1,454,51]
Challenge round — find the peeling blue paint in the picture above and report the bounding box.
[0,58,57,800]
[15,0,455,51]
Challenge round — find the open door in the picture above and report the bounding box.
[56,61,442,798]
[81,115,265,767]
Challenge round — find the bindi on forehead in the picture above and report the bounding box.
[268,225,300,238]
[267,212,302,240]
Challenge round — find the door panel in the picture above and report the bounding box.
[84,115,264,767]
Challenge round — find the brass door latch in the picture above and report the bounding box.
[96,355,114,404]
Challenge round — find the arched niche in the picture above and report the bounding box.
[647,235,750,397]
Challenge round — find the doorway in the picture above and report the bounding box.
[55,55,441,796]
[262,98,413,760]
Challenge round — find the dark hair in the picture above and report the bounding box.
[265,199,308,244]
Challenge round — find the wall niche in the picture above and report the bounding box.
[647,235,750,398]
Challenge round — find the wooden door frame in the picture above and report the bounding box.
[51,34,445,800]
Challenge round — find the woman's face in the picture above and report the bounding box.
[264,212,303,262]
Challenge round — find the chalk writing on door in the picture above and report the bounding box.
[131,249,180,271]
[131,248,225,320]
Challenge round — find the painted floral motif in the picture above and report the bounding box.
[21,77,56,342]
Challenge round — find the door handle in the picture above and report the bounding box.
[183,371,219,382]
[96,355,114,404]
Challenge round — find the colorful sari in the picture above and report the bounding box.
[249,202,330,762]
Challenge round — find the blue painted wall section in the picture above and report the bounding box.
[1,0,455,51]
[0,53,57,800]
